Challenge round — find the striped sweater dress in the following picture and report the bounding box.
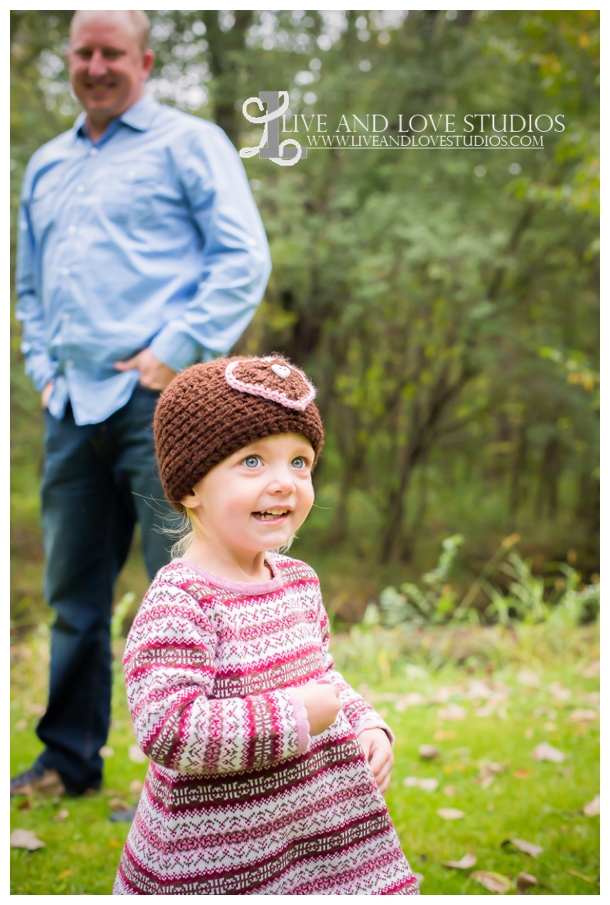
[113,554,419,895]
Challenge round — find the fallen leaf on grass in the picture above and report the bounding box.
[469,870,512,893]
[514,769,530,779]
[51,809,69,823]
[580,660,599,678]
[438,703,467,721]
[99,745,114,758]
[129,779,143,794]
[582,795,599,816]
[419,778,439,792]
[10,829,45,851]
[475,762,506,788]
[549,682,571,702]
[443,785,456,797]
[394,692,425,712]
[532,742,566,763]
[441,851,476,869]
[464,679,495,699]
[58,870,72,880]
[516,872,539,894]
[429,685,462,704]
[517,670,541,688]
[128,745,148,764]
[502,838,543,858]
[403,777,439,792]
[437,808,464,820]
[108,798,131,812]
[15,720,28,731]
[413,873,424,886]
[475,696,509,718]
[419,745,440,760]
[434,730,456,741]
[569,709,597,723]
[108,839,122,848]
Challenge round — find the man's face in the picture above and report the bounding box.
[67,12,154,125]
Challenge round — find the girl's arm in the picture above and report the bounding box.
[123,578,310,775]
[315,584,395,744]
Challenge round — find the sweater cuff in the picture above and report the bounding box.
[286,689,311,755]
[355,720,395,747]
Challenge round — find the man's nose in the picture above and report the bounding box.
[87,49,108,76]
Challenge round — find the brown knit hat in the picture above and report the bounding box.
[154,355,325,510]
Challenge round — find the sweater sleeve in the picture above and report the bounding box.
[123,578,309,775]
[315,583,395,745]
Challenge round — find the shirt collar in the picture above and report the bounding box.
[73,93,159,139]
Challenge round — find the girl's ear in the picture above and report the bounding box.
[181,489,198,510]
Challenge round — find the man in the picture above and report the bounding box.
[12,10,271,799]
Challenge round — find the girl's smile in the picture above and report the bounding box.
[252,508,292,523]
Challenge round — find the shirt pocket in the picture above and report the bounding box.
[99,163,165,230]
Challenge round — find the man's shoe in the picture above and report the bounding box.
[10,765,66,797]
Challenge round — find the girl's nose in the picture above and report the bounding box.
[267,468,296,494]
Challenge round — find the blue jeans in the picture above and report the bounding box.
[35,385,177,793]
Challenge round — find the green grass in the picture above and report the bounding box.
[11,623,599,895]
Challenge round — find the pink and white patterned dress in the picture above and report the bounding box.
[113,554,419,895]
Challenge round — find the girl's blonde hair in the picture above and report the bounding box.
[169,508,296,559]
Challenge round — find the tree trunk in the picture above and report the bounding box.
[202,10,253,146]
[509,424,528,516]
[381,365,476,563]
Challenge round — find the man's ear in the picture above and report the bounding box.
[142,49,154,80]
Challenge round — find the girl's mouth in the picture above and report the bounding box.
[252,509,290,522]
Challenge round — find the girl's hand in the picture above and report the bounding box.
[358,728,394,794]
[297,680,341,736]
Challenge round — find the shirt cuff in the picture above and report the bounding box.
[26,353,57,393]
[149,323,203,373]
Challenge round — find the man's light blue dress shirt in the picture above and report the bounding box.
[16,94,272,425]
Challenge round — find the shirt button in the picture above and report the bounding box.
[76,184,85,193]
[88,147,99,156]
[68,225,76,234]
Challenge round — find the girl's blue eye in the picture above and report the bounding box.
[243,455,262,468]
[291,457,306,469]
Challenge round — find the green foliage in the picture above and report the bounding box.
[379,535,599,630]
[380,535,465,626]
[10,11,599,624]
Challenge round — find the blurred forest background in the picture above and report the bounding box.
[10,10,599,630]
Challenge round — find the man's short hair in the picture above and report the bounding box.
[70,10,151,54]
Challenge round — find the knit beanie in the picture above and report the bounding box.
[154,355,325,510]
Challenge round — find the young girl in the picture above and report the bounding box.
[114,355,419,896]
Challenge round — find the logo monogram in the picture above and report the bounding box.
[240,91,307,167]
